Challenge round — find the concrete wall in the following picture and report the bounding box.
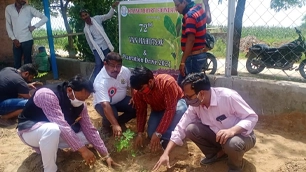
[0,0,15,63]
[55,57,94,79]
[55,57,306,115]
[210,76,306,115]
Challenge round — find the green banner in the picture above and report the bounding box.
[119,0,202,70]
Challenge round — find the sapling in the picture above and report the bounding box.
[115,129,136,157]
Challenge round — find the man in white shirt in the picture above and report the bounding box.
[93,52,136,138]
[152,73,258,172]
[5,0,48,69]
[80,1,119,83]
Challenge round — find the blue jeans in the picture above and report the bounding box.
[177,52,207,86]
[13,40,34,69]
[94,96,136,127]
[0,98,28,116]
[89,48,111,83]
[147,99,187,141]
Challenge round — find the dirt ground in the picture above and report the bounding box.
[1,98,306,172]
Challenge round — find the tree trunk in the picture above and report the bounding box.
[231,0,246,75]
[60,0,76,57]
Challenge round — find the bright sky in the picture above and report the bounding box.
[32,0,306,29]
[209,0,306,27]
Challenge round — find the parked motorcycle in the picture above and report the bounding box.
[246,27,306,78]
[203,32,217,74]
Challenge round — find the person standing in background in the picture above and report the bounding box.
[174,0,211,86]
[5,0,48,69]
[80,1,120,83]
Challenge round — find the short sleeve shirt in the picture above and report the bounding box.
[93,66,131,105]
[0,67,29,102]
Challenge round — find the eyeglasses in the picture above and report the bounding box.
[183,93,197,100]
[107,62,122,69]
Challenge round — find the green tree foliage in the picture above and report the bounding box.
[270,0,306,12]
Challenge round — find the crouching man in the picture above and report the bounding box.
[153,73,257,172]
[17,75,120,172]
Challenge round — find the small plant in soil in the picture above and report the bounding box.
[115,129,136,157]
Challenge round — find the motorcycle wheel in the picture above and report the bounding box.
[246,52,265,74]
[204,52,217,74]
[298,59,306,79]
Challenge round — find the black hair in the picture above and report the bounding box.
[19,64,38,76]
[181,72,210,94]
[79,9,89,16]
[104,52,122,63]
[130,66,154,90]
[68,74,95,93]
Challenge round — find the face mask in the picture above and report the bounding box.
[185,94,203,107]
[69,90,84,107]
[142,86,151,94]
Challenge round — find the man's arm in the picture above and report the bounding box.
[17,81,31,99]
[5,6,16,41]
[79,104,109,156]
[133,92,148,134]
[180,15,197,64]
[30,6,48,29]
[155,82,180,134]
[34,88,85,151]
[100,101,120,126]
[95,7,115,24]
[180,33,195,64]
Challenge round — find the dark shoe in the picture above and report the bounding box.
[200,153,228,165]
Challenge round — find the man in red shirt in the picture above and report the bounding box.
[130,67,187,151]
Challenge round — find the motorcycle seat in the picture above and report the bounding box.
[265,47,278,51]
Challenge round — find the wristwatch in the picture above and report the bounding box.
[155,132,162,138]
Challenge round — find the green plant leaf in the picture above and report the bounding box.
[164,15,176,37]
[176,15,183,37]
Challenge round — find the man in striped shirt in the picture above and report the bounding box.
[130,66,187,152]
[17,75,119,172]
[174,0,211,86]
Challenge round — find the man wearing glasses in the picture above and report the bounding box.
[93,52,136,138]
[152,73,257,172]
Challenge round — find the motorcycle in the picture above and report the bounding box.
[203,32,217,74]
[246,27,306,78]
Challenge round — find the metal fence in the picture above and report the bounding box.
[208,0,306,82]
[33,0,306,82]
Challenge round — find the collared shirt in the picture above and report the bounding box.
[133,74,184,134]
[171,87,258,146]
[86,8,114,51]
[18,88,108,155]
[5,4,48,42]
[93,66,131,105]
[181,4,207,51]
